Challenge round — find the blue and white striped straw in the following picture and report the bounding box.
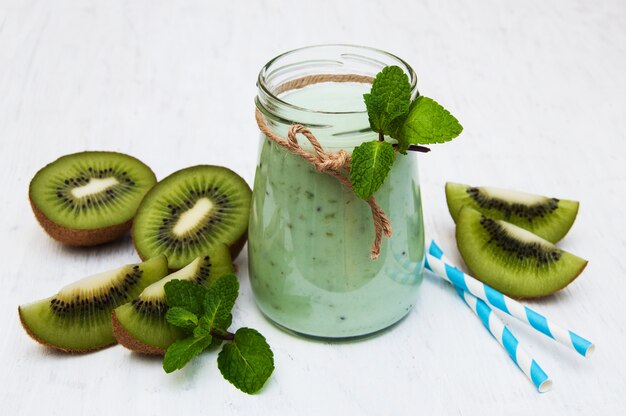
[430,243,552,391]
[425,240,595,358]
[454,286,552,392]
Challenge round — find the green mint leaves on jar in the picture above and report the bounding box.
[350,65,463,200]
[162,274,275,395]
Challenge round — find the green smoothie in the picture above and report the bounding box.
[249,81,424,338]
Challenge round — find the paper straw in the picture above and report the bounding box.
[432,246,552,391]
[454,286,552,392]
[425,240,595,357]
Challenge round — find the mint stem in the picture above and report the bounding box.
[378,131,385,142]
[392,144,431,153]
[212,329,235,341]
[407,144,431,153]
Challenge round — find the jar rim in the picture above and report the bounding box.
[257,44,418,116]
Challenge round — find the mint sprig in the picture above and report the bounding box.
[350,65,463,199]
[162,275,275,394]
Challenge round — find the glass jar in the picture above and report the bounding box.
[249,45,424,339]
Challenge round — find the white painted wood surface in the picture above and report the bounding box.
[1,0,624,414]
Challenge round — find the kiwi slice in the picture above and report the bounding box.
[29,151,157,246]
[112,244,233,354]
[446,182,579,243]
[18,256,168,352]
[456,206,587,298]
[132,165,251,270]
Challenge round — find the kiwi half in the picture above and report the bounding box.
[19,255,168,352]
[29,151,157,246]
[132,165,251,270]
[112,244,233,354]
[456,206,587,298]
[446,182,579,243]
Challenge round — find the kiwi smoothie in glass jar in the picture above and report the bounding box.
[249,45,425,339]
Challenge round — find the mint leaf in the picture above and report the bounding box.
[164,280,207,316]
[217,328,274,394]
[163,333,213,373]
[204,274,239,331]
[349,140,395,199]
[165,307,198,332]
[363,66,411,135]
[399,96,463,146]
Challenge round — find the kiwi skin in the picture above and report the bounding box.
[111,311,165,355]
[229,232,248,261]
[30,198,132,246]
[112,317,222,355]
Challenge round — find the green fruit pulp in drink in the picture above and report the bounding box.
[249,82,425,338]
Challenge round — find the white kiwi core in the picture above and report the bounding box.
[58,266,124,298]
[481,186,547,205]
[497,220,555,248]
[70,177,120,198]
[172,198,214,236]
[140,257,201,299]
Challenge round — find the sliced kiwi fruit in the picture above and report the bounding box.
[446,182,579,243]
[456,206,587,298]
[18,255,168,352]
[132,165,251,270]
[29,151,157,246]
[112,244,233,354]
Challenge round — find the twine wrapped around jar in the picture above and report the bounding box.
[254,74,393,260]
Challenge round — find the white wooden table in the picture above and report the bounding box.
[1,1,624,414]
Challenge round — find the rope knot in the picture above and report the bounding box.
[314,150,349,173]
[256,107,392,260]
